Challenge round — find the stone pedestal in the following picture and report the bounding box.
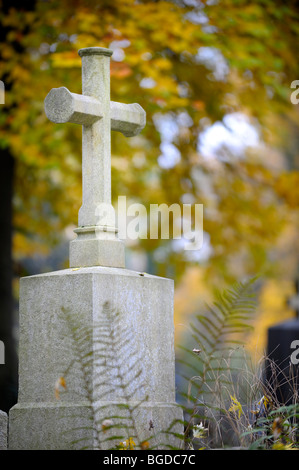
[9,267,183,449]
[69,226,125,268]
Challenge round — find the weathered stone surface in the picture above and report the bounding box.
[110,101,146,137]
[69,226,125,268]
[45,87,102,125]
[0,410,8,450]
[45,87,146,136]
[9,267,183,449]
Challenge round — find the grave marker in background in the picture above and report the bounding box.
[266,278,299,405]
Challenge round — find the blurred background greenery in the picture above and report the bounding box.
[1,0,299,412]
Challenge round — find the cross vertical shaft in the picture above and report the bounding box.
[79,48,113,227]
[44,46,146,268]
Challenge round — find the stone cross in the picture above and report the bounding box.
[44,47,146,268]
[9,47,182,450]
[287,278,299,319]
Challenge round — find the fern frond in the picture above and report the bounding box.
[181,277,258,448]
[55,302,156,449]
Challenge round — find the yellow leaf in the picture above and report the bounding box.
[140,440,150,450]
[51,51,81,69]
[228,395,243,419]
[119,437,136,450]
[55,376,66,400]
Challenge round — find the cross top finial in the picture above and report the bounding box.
[44,47,146,268]
[78,46,113,57]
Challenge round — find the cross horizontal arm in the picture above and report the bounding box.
[110,101,146,137]
[45,86,146,137]
[45,87,101,125]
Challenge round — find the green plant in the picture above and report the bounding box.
[243,403,299,450]
[178,277,259,449]
[56,302,152,450]
[177,276,299,450]
[54,277,298,450]
[241,357,299,450]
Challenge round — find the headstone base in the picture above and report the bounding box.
[69,226,125,268]
[9,266,183,450]
[9,401,181,450]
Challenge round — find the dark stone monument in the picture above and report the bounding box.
[266,279,299,405]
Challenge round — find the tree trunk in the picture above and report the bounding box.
[0,148,17,412]
[0,0,38,413]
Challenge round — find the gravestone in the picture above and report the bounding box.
[9,47,183,450]
[266,279,299,405]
